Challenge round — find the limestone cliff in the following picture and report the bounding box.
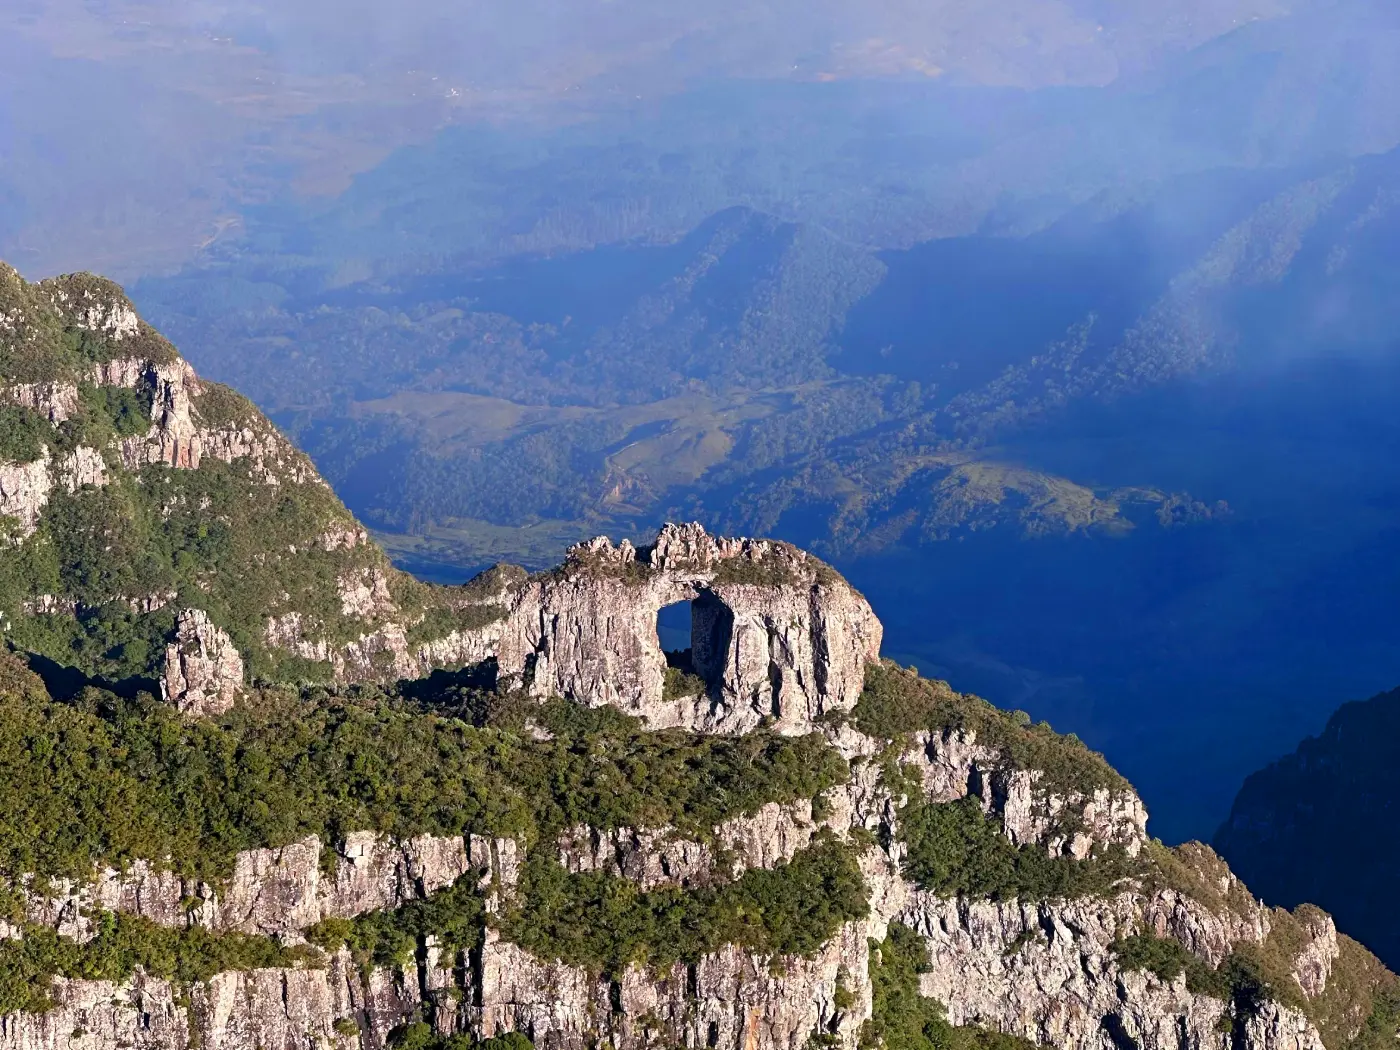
[0,698,1378,1050]
[0,260,1394,1050]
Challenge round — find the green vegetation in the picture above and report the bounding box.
[0,909,318,1015]
[78,383,154,440]
[855,663,1126,797]
[1111,932,1223,995]
[0,405,48,462]
[308,874,486,969]
[899,795,1133,901]
[662,663,707,700]
[0,270,177,385]
[503,836,868,976]
[862,922,1038,1050]
[0,654,844,882]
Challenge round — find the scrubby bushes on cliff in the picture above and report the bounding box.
[310,838,868,980]
[504,836,868,975]
[309,874,486,968]
[0,656,846,882]
[854,662,1124,797]
[899,795,1133,901]
[0,909,316,1015]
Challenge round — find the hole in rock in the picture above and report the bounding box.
[658,600,707,699]
[657,601,693,660]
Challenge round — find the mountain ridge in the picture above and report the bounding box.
[1,258,1398,1050]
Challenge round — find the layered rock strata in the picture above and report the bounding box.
[0,720,1345,1050]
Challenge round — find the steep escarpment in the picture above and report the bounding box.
[1,262,1396,1050]
[1215,685,1400,972]
[0,641,1394,1050]
[2,265,877,731]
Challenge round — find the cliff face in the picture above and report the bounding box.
[0,710,1362,1050]
[1215,685,1400,971]
[0,261,1392,1050]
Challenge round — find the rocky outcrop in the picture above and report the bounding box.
[899,888,1322,1050]
[7,381,79,422]
[251,523,880,731]
[59,445,107,492]
[466,922,871,1050]
[485,524,882,735]
[0,450,51,538]
[1291,909,1340,1000]
[161,608,246,718]
[899,729,1149,858]
[94,357,204,470]
[10,833,517,942]
[558,799,824,890]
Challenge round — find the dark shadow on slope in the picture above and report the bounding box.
[21,651,160,703]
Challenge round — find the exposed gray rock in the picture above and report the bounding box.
[1291,908,1340,1000]
[0,450,52,539]
[7,381,79,422]
[252,522,880,725]
[900,888,1321,1050]
[489,523,882,735]
[899,729,1149,858]
[58,446,108,492]
[161,608,245,718]
[10,833,517,942]
[558,799,824,889]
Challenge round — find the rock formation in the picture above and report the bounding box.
[160,609,245,718]
[0,262,1389,1050]
[489,524,882,734]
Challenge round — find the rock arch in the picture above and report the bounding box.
[492,524,883,734]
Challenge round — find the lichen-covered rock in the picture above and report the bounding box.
[161,608,245,718]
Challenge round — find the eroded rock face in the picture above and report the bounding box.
[9,833,517,943]
[8,381,79,422]
[160,609,246,718]
[558,799,825,890]
[490,524,882,735]
[899,729,1150,859]
[0,451,51,538]
[901,889,1322,1050]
